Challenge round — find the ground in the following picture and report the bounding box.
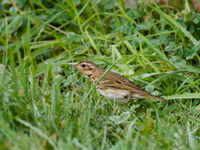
[0,0,200,149]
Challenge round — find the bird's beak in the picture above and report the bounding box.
[68,63,77,68]
[72,65,77,68]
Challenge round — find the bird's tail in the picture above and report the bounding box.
[147,94,169,103]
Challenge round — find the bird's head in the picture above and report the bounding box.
[72,61,97,76]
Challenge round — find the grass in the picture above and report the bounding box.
[0,0,200,149]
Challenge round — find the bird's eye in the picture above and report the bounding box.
[81,64,86,68]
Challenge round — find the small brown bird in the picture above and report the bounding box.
[73,61,168,103]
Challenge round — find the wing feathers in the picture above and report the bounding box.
[97,71,168,102]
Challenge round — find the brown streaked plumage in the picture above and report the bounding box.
[73,61,168,103]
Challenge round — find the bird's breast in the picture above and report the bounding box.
[88,75,96,84]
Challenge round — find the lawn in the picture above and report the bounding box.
[0,0,200,149]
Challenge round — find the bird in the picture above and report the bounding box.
[72,60,168,103]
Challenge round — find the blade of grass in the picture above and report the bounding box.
[187,122,196,150]
[150,4,198,45]
[0,120,24,148]
[85,30,102,55]
[149,70,188,85]
[112,2,126,61]
[16,117,56,148]
[73,0,90,23]
[165,93,200,99]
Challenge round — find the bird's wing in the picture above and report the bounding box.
[99,71,148,94]
[98,71,168,102]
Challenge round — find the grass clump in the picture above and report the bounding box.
[0,0,200,149]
